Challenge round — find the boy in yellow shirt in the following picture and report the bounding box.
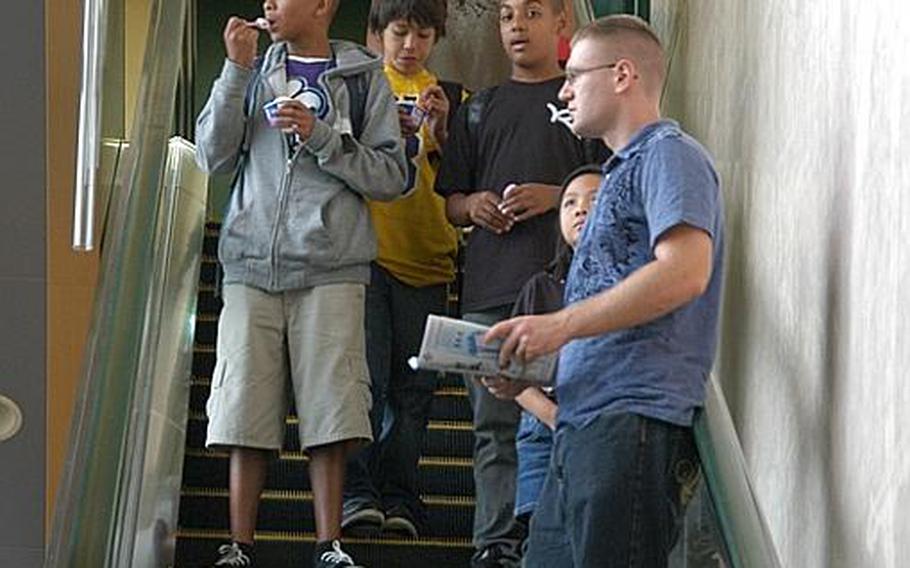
[342,0,464,539]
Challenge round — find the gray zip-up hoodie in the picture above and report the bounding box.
[195,40,407,292]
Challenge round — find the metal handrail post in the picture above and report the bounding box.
[72,0,109,251]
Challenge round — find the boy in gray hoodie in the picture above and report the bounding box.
[195,0,406,566]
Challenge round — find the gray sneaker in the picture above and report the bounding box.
[341,502,384,537]
[382,506,419,539]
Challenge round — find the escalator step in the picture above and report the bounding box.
[183,411,474,458]
[178,224,479,568]
[175,528,472,567]
[179,488,473,538]
[186,372,473,423]
[180,450,476,497]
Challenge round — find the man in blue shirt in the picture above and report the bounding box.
[483,14,724,567]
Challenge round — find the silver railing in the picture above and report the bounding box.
[72,0,110,251]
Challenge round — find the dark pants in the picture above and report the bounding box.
[463,306,523,567]
[344,264,447,524]
[525,411,700,568]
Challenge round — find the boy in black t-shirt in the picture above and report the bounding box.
[434,1,607,566]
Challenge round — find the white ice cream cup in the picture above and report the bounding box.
[263,96,294,127]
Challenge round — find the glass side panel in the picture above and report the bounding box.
[47,0,127,561]
[47,0,199,566]
[666,375,782,568]
[670,479,732,568]
[691,377,783,568]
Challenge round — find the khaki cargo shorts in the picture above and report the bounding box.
[205,283,373,451]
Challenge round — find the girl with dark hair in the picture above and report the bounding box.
[482,164,602,539]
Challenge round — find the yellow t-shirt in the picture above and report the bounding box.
[369,65,459,287]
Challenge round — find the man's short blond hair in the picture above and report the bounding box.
[572,15,666,96]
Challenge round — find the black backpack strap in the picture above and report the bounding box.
[465,85,497,145]
[455,85,497,173]
[437,80,465,128]
[228,56,265,199]
[427,80,467,166]
[343,73,370,140]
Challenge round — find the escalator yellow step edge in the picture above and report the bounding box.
[181,486,474,507]
[434,386,470,397]
[184,448,473,468]
[186,411,472,432]
[190,376,469,399]
[177,528,472,548]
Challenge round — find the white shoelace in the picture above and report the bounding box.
[215,543,252,566]
[319,540,354,565]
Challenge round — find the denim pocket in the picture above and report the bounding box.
[517,411,551,444]
[668,428,700,508]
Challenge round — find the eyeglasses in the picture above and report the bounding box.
[563,62,618,86]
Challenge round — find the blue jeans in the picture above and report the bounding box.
[344,264,448,525]
[515,410,554,519]
[525,411,700,568]
[463,306,523,566]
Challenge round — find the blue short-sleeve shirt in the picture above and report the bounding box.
[557,120,724,428]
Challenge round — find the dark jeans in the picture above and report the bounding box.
[463,306,523,567]
[344,264,447,524]
[525,411,700,568]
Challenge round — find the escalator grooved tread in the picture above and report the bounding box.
[175,530,473,567]
[181,486,475,507]
[184,447,474,468]
[177,527,472,548]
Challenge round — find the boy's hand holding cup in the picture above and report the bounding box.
[397,100,428,137]
[264,96,315,140]
[263,96,294,128]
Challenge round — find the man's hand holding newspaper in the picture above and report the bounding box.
[408,315,557,385]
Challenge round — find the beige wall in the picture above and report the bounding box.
[652,1,910,566]
[427,0,512,91]
[45,0,98,528]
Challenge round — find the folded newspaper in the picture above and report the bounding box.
[408,315,556,385]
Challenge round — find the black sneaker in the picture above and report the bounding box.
[341,501,384,537]
[382,506,419,539]
[313,539,363,568]
[211,541,253,566]
[470,544,521,568]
